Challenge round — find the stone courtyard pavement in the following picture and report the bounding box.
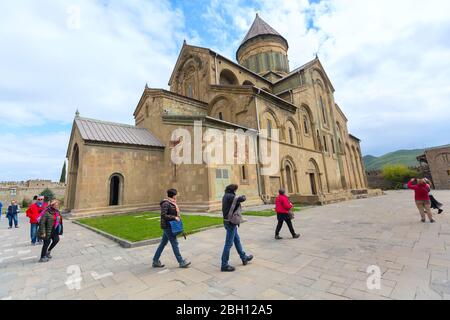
[1,190,450,300]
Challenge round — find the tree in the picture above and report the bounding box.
[382,164,418,189]
[40,188,55,202]
[60,161,67,184]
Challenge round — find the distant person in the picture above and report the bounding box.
[275,189,300,240]
[220,184,253,272]
[152,189,191,269]
[38,200,63,263]
[407,178,435,223]
[6,200,20,229]
[424,179,444,214]
[26,195,48,245]
[0,201,3,220]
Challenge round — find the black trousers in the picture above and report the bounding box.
[41,230,60,258]
[430,195,443,210]
[275,214,296,236]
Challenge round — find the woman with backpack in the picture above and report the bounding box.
[275,188,301,240]
[38,200,63,263]
[221,184,253,272]
[152,189,191,269]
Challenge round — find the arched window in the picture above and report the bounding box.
[219,69,238,85]
[218,112,224,120]
[267,119,272,138]
[303,116,309,135]
[323,136,328,152]
[285,165,294,194]
[331,138,336,154]
[320,96,327,125]
[289,128,294,144]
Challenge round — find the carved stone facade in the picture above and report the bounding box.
[417,145,450,190]
[65,15,378,216]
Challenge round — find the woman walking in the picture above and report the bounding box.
[221,184,253,272]
[424,178,444,214]
[407,178,435,223]
[275,189,300,240]
[38,200,63,263]
[152,189,191,269]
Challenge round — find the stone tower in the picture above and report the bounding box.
[237,14,290,77]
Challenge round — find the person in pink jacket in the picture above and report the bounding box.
[274,189,300,240]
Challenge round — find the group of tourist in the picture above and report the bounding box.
[407,178,444,223]
[0,195,63,263]
[152,185,300,272]
[0,177,444,269]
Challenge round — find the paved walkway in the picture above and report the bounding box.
[1,190,450,300]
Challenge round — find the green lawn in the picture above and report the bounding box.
[243,205,303,217]
[77,212,224,242]
[243,210,277,217]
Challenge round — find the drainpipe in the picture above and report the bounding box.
[254,89,264,203]
[214,54,219,85]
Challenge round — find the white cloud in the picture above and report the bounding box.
[0,131,70,181]
[0,0,188,180]
[0,0,187,127]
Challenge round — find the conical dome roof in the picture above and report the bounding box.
[239,14,288,49]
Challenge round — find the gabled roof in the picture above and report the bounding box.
[240,14,288,47]
[74,117,164,148]
[168,42,273,86]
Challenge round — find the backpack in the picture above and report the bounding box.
[226,196,243,225]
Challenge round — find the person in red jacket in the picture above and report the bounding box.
[274,189,300,240]
[407,178,435,223]
[26,195,48,245]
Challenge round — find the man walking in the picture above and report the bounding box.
[0,201,3,221]
[26,195,47,245]
[6,200,20,229]
[221,184,253,272]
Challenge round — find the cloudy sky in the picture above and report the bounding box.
[0,0,449,181]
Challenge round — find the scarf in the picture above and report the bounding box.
[164,198,180,216]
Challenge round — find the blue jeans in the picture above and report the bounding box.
[30,223,38,244]
[153,229,184,264]
[221,223,247,268]
[8,214,18,228]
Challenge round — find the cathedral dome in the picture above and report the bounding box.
[237,14,290,76]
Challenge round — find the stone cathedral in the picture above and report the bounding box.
[65,14,378,216]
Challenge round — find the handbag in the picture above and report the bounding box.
[288,210,295,220]
[169,219,186,239]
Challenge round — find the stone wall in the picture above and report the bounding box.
[425,146,450,190]
[0,180,66,206]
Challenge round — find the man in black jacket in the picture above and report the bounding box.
[152,189,191,269]
[221,184,253,272]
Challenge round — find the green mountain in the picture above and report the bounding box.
[363,149,425,171]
